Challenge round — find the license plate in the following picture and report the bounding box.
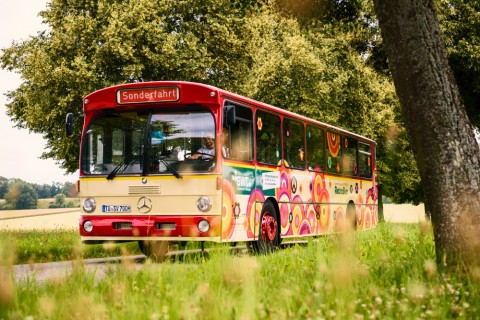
[102,205,131,213]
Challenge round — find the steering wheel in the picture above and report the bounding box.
[184,152,215,160]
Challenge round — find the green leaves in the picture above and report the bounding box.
[0,0,420,204]
[436,0,480,128]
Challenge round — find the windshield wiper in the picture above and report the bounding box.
[108,147,143,180]
[158,156,182,179]
[107,158,133,180]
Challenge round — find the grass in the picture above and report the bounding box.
[0,229,141,264]
[36,198,80,209]
[1,223,479,319]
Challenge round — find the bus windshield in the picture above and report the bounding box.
[81,110,216,177]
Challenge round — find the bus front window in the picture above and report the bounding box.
[81,111,215,177]
[148,112,215,173]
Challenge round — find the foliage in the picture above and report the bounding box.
[234,3,413,204]
[3,181,38,210]
[1,1,394,163]
[0,177,77,201]
[378,121,424,204]
[0,0,428,205]
[436,0,480,128]
[1,0,263,173]
[0,177,8,199]
[1,223,480,318]
[48,193,77,208]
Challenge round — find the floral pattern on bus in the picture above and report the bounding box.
[245,188,265,238]
[310,171,330,233]
[327,132,340,157]
[224,163,377,241]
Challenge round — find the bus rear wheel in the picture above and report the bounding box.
[250,202,280,254]
[138,240,170,262]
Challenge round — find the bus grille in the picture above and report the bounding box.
[156,222,176,230]
[129,186,160,194]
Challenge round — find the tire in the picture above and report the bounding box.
[251,201,280,254]
[138,240,170,262]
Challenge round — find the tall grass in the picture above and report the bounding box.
[0,229,141,264]
[1,223,479,319]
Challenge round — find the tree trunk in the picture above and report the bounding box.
[373,0,480,269]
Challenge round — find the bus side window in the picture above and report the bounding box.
[359,143,372,178]
[283,118,305,169]
[306,125,326,172]
[256,110,281,165]
[327,131,342,174]
[224,104,253,162]
[343,136,358,176]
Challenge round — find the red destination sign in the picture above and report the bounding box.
[117,86,179,104]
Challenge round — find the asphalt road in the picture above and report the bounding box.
[1,248,248,284]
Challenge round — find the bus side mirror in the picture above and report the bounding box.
[224,105,236,128]
[66,113,74,137]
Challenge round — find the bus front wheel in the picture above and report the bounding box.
[138,240,170,262]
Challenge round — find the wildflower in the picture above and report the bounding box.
[393,229,406,245]
[423,259,436,277]
[0,274,16,306]
[450,304,462,315]
[102,242,116,251]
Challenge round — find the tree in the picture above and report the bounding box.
[49,193,66,208]
[0,177,8,199]
[5,181,38,209]
[63,182,78,198]
[373,0,480,268]
[1,0,398,187]
[379,125,424,205]
[1,0,264,172]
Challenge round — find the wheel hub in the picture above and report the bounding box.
[261,214,277,241]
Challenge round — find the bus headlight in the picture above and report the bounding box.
[83,198,96,213]
[197,196,212,212]
[83,220,93,233]
[198,219,210,233]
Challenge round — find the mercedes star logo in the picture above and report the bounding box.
[137,196,152,213]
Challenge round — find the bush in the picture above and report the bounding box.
[5,181,38,209]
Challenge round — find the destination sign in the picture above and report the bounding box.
[117,86,179,104]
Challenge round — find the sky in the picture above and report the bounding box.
[0,1,79,184]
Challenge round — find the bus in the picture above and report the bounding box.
[66,81,378,261]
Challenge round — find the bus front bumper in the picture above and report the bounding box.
[79,215,221,242]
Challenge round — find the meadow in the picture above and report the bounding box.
[1,222,479,319]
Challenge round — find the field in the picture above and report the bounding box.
[1,223,479,319]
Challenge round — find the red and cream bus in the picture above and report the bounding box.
[67,81,378,260]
